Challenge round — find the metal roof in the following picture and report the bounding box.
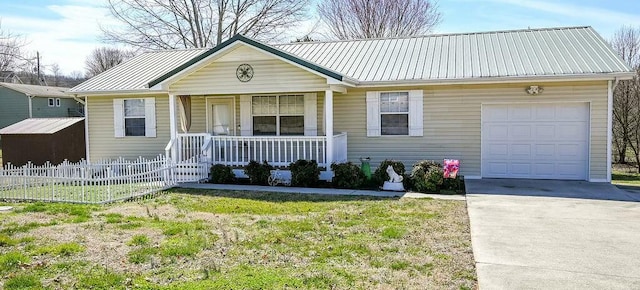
[0,82,70,98]
[69,48,207,94]
[0,118,84,135]
[275,26,632,82]
[70,26,633,93]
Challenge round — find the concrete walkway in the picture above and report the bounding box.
[465,178,640,202]
[466,180,640,289]
[176,183,466,200]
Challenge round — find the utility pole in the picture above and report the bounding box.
[35,51,47,86]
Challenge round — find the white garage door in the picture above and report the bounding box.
[482,103,589,180]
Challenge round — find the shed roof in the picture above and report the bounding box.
[70,26,633,94]
[0,118,84,135]
[0,82,70,98]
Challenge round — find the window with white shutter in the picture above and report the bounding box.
[113,97,156,138]
[366,90,423,137]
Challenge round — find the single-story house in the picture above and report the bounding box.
[0,82,84,131]
[0,118,86,166]
[69,26,634,182]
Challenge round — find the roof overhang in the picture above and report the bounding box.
[71,89,166,97]
[355,72,636,88]
[148,34,353,90]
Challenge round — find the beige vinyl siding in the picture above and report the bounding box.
[170,59,328,95]
[87,95,170,161]
[335,81,608,180]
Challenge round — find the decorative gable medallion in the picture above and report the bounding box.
[236,63,254,82]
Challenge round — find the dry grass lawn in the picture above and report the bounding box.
[0,189,476,289]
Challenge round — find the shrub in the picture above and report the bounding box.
[442,176,465,193]
[210,164,236,184]
[244,160,273,185]
[372,160,406,186]
[331,162,366,189]
[411,160,444,193]
[290,160,320,187]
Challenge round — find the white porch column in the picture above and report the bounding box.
[325,89,334,171]
[169,94,178,163]
[607,80,613,182]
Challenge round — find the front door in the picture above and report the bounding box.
[207,98,235,136]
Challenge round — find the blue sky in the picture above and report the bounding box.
[1,0,640,75]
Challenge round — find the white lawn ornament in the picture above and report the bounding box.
[382,165,405,191]
[386,165,403,183]
[268,169,291,186]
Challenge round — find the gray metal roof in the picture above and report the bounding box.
[0,118,84,135]
[275,26,632,82]
[70,26,632,93]
[0,82,70,98]
[69,48,207,94]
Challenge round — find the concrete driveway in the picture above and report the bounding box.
[465,179,640,289]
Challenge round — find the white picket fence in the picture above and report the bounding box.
[0,156,178,204]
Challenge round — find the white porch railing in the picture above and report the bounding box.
[208,133,347,168]
[167,133,348,173]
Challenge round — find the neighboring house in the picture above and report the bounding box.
[0,118,86,166]
[69,26,634,182]
[0,82,84,131]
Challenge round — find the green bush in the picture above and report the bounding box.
[331,162,366,189]
[290,160,320,187]
[210,164,236,184]
[442,176,465,193]
[411,160,444,193]
[372,160,406,186]
[244,160,273,185]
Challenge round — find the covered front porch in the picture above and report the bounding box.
[164,89,347,181]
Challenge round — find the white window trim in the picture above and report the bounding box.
[240,93,317,136]
[366,90,423,137]
[48,98,55,107]
[55,98,61,107]
[113,98,156,138]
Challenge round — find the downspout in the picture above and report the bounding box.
[77,94,90,163]
[606,78,618,182]
[27,95,34,118]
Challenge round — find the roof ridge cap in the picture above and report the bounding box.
[275,26,593,46]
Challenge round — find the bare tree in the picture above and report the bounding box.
[85,47,134,77]
[0,22,26,73]
[318,0,441,40]
[49,63,63,86]
[611,26,640,171]
[101,0,310,49]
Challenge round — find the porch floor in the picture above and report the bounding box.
[176,183,466,200]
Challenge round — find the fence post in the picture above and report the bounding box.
[128,165,133,199]
[81,167,86,203]
[23,164,27,199]
[107,166,111,202]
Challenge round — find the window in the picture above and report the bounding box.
[55,98,61,107]
[124,99,146,136]
[366,90,423,137]
[379,92,409,135]
[251,95,304,136]
[113,98,156,138]
[48,98,54,107]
